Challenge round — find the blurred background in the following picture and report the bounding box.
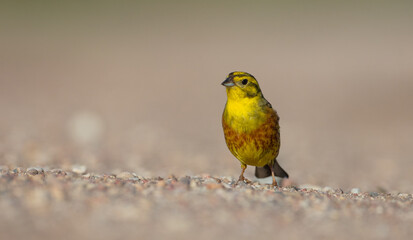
[1,0,413,192]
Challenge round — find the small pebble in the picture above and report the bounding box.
[116,171,134,180]
[322,186,334,192]
[82,173,91,178]
[27,167,44,176]
[189,180,198,188]
[27,168,39,175]
[13,167,24,174]
[71,165,87,174]
[370,192,379,197]
[51,169,66,176]
[178,176,191,185]
[398,193,409,198]
[351,188,361,194]
[203,178,218,184]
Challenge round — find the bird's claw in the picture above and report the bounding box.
[235,176,252,185]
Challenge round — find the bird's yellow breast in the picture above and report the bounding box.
[222,95,280,167]
[223,95,268,133]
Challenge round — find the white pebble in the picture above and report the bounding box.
[72,165,87,174]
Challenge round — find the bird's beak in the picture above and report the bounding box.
[221,77,235,87]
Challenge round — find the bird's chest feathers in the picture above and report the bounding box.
[224,98,267,133]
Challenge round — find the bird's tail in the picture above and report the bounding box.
[255,159,289,179]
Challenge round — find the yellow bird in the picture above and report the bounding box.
[221,71,288,186]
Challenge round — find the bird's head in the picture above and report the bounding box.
[222,71,262,100]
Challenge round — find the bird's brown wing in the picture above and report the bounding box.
[255,98,288,178]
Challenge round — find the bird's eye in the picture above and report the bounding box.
[241,79,248,85]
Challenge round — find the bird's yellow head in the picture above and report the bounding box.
[221,72,262,100]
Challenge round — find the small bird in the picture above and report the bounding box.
[221,71,288,186]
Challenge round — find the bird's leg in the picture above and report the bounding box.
[236,164,251,184]
[238,165,247,182]
[270,165,278,187]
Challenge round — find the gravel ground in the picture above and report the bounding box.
[1,166,412,240]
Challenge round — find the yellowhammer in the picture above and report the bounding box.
[222,71,288,187]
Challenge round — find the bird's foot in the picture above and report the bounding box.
[236,175,252,185]
[270,180,279,188]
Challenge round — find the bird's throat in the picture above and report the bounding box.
[223,97,267,133]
